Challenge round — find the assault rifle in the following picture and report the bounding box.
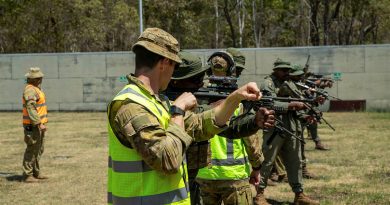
[295,81,342,101]
[239,90,317,145]
[287,82,336,131]
[164,75,238,103]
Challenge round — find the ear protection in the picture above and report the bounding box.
[207,51,236,76]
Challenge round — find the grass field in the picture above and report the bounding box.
[0,112,389,205]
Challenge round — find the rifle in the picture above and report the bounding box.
[295,81,342,101]
[164,75,238,103]
[303,55,311,80]
[239,90,316,145]
[287,82,336,131]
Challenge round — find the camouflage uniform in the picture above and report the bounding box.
[108,75,226,174]
[258,74,304,193]
[22,67,47,180]
[167,51,264,205]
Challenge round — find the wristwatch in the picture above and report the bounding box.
[169,105,185,116]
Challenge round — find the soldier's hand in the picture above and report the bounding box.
[305,115,317,124]
[316,96,326,105]
[255,108,275,129]
[249,169,261,186]
[173,92,197,111]
[288,101,308,110]
[233,82,261,101]
[38,124,47,132]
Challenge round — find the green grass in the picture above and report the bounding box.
[0,112,389,204]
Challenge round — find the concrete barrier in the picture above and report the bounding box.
[0,45,389,111]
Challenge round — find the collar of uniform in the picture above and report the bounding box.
[126,74,165,104]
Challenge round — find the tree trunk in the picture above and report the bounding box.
[223,0,237,47]
[215,0,219,48]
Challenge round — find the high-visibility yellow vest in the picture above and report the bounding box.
[107,83,190,205]
[196,106,251,180]
[22,84,48,125]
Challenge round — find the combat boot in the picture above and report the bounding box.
[24,175,39,183]
[254,188,270,205]
[315,141,329,150]
[294,192,319,205]
[302,166,317,179]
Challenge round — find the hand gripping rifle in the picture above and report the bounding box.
[291,82,336,131]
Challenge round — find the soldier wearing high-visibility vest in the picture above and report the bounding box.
[22,67,48,183]
[196,51,265,205]
[107,27,263,205]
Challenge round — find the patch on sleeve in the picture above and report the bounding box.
[130,113,160,133]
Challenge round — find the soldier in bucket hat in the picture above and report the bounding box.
[254,59,320,205]
[107,28,264,205]
[22,67,49,183]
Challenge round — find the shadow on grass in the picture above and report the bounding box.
[0,172,24,182]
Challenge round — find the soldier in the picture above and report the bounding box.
[22,67,48,183]
[195,51,266,205]
[167,51,274,205]
[254,59,319,205]
[227,48,284,188]
[280,64,319,180]
[107,28,263,205]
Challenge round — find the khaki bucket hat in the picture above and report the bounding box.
[273,58,292,70]
[132,27,182,63]
[25,67,44,78]
[172,51,208,80]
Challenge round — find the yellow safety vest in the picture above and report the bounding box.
[107,83,190,205]
[22,84,48,125]
[197,106,251,180]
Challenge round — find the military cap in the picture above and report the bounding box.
[132,27,182,63]
[273,58,292,70]
[226,47,246,70]
[289,64,305,76]
[207,51,236,75]
[25,67,44,79]
[172,51,208,80]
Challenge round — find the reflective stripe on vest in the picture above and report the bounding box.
[22,84,48,125]
[196,105,251,180]
[108,83,190,205]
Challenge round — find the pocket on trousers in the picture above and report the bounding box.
[24,127,36,145]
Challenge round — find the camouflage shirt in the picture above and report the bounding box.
[23,84,42,125]
[108,75,226,175]
[278,80,308,133]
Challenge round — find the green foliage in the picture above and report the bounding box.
[0,0,389,53]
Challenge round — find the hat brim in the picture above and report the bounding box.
[132,41,182,63]
[273,65,292,70]
[289,71,305,76]
[25,73,44,78]
[171,66,209,80]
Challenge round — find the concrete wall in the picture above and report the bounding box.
[0,44,389,111]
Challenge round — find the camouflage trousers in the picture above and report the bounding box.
[22,125,45,177]
[196,178,253,205]
[259,131,303,193]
